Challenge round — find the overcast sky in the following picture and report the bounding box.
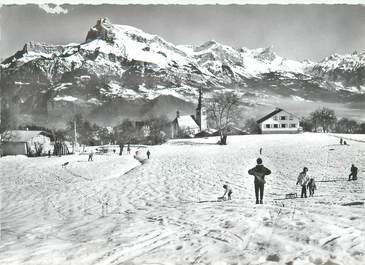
[0,3,364,61]
[1,1,365,4]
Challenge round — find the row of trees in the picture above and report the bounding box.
[66,114,170,146]
[301,107,365,133]
[11,114,171,146]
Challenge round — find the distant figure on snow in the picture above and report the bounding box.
[248,158,271,204]
[307,178,317,197]
[348,164,358,181]
[147,150,150,159]
[48,150,51,158]
[340,138,343,145]
[119,143,124,156]
[344,140,348,145]
[296,167,309,198]
[219,184,232,200]
[259,147,262,155]
[88,150,94,161]
[127,143,131,154]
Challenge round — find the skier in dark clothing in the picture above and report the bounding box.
[340,138,343,145]
[248,158,271,204]
[348,164,358,181]
[259,147,262,155]
[147,150,150,159]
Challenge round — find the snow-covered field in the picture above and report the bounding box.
[0,133,364,265]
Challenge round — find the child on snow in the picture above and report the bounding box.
[219,184,232,200]
[296,167,309,198]
[88,150,94,161]
[307,178,317,197]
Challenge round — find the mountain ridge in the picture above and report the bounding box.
[1,18,364,128]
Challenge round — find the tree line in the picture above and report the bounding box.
[10,114,171,146]
[300,107,365,133]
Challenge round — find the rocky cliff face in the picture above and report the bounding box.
[1,18,364,128]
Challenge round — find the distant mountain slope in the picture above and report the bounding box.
[1,18,364,128]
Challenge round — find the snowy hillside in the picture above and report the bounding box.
[0,133,364,265]
[1,18,364,127]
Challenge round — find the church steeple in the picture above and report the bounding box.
[197,88,202,111]
[195,88,207,131]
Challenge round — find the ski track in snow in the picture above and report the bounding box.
[0,133,364,265]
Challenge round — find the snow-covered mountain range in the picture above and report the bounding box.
[1,18,364,127]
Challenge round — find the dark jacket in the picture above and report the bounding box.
[248,165,271,184]
[351,165,358,174]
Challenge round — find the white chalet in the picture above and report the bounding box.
[257,108,301,134]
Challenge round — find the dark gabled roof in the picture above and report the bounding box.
[256,108,283,124]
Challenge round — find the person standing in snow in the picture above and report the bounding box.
[296,167,309,198]
[348,164,358,181]
[340,138,343,145]
[248,158,271,204]
[127,143,131,154]
[119,143,124,156]
[147,150,150,159]
[88,150,94,161]
[259,147,262,155]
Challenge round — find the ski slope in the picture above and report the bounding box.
[0,133,364,265]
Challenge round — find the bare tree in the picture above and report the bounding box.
[336,118,359,133]
[309,107,336,133]
[207,91,240,145]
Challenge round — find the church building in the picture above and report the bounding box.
[171,89,207,138]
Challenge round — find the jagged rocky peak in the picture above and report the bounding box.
[253,46,277,62]
[194,40,233,53]
[23,41,64,54]
[316,51,365,72]
[85,18,116,43]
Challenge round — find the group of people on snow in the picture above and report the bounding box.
[219,144,359,204]
[295,167,317,198]
[87,144,151,162]
[339,138,348,146]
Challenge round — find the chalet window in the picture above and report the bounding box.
[290,124,297,128]
[280,116,286,120]
[273,124,278,128]
[273,116,277,121]
[265,124,271,129]
[289,115,293,120]
[281,124,287,128]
